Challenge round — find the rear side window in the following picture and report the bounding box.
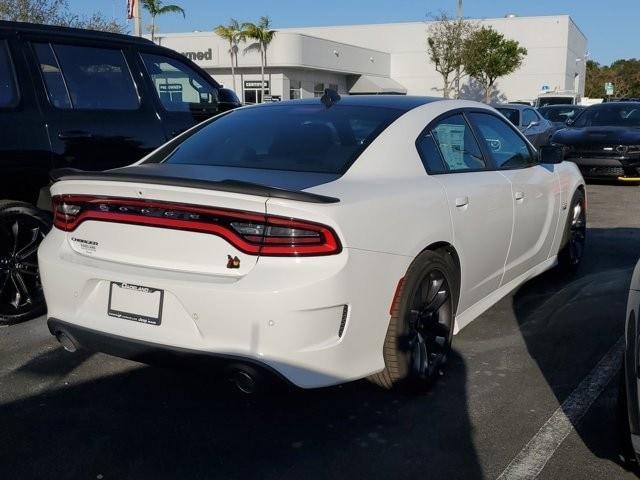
[422,114,486,172]
[0,41,17,108]
[522,109,538,126]
[140,53,218,112]
[34,43,139,110]
[468,112,534,169]
[496,108,520,126]
[157,104,402,174]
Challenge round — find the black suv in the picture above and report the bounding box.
[0,21,231,324]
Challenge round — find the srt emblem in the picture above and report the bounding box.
[227,255,241,269]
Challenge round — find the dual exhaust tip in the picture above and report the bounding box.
[54,329,263,394]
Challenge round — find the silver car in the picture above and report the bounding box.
[494,104,555,148]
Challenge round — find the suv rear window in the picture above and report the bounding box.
[0,41,17,107]
[159,104,402,174]
[34,43,139,110]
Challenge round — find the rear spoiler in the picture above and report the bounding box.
[50,168,340,204]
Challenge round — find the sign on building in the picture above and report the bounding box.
[244,80,270,89]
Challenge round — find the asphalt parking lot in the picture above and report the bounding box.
[1,182,639,480]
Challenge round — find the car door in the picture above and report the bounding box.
[416,112,514,314]
[468,112,560,286]
[136,49,221,139]
[0,34,50,205]
[23,36,166,172]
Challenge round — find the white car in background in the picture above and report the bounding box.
[38,94,586,392]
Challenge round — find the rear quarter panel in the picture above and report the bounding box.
[295,101,458,259]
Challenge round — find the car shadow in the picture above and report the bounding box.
[512,226,640,471]
[0,346,483,479]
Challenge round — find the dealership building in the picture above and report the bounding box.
[152,15,587,104]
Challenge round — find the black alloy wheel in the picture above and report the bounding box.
[0,201,51,325]
[370,249,458,390]
[405,268,453,379]
[559,190,586,271]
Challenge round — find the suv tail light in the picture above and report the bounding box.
[52,195,341,257]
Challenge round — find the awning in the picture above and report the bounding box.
[349,75,407,95]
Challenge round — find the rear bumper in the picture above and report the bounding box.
[39,228,411,388]
[47,317,289,382]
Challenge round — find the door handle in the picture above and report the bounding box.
[58,130,93,140]
[455,196,469,208]
[515,191,526,201]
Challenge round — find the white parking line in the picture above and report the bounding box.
[496,336,624,480]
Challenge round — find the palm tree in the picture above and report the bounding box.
[242,16,276,102]
[214,19,244,93]
[142,0,185,43]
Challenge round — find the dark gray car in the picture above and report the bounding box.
[494,104,555,148]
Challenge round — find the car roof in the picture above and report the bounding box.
[538,104,585,109]
[492,103,531,111]
[0,20,154,46]
[246,95,445,112]
[587,101,640,109]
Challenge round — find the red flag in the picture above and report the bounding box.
[127,0,135,19]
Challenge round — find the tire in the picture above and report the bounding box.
[557,189,586,272]
[0,201,51,325]
[369,249,459,391]
[618,365,640,473]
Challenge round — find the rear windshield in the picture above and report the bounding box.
[539,106,584,123]
[159,104,403,174]
[537,97,574,107]
[496,108,520,126]
[573,104,640,128]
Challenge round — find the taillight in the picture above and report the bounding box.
[52,195,341,256]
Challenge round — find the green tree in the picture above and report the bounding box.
[141,0,185,43]
[585,59,640,99]
[463,26,527,103]
[0,0,126,33]
[427,13,478,98]
[214,19,244,93]
[242,16,276,102]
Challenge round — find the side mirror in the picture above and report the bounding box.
[539,145,563,164]
[524,120,539,131]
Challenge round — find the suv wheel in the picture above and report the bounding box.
[0,201,51,325]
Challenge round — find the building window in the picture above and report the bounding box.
[329,83,339,93]
[314,82,325,98]
[289,80,301,100]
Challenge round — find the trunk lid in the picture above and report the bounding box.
[49,165,342,277]
[51,180,269,277]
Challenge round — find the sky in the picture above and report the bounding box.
[68,0,639,65]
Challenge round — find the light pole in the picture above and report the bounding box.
[131,0,142,37]
[454,0,463,98]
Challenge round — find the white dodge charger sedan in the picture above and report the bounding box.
[39,95,586,391]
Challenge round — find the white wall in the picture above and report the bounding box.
[155,31,389,76]
[286,15,587,102]
[155,15,587,103]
